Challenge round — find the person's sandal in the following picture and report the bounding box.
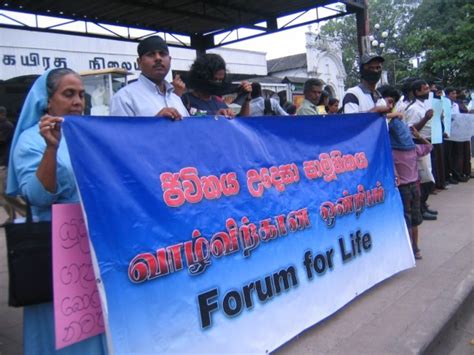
[414,251,422,260]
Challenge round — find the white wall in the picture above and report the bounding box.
[307,54,346,100]
[0,28,267,81]
[306,32,346,101]
[268,32,346,100]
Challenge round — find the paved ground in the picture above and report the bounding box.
[0,180,473,355]
[275,179,474,355]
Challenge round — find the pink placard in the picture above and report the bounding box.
[52,203,104,350]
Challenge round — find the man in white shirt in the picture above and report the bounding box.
[110,36,189,119]
[395,78,416,117]
[444,87,469,184]
[249,82,288,116]
[446,87,460,114]
[405,80,434,139]
[342,53,391,114]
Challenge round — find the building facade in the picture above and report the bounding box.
[0,28,268,81]
[267,30,346,102]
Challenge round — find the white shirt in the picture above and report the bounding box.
[249,97,288,116]
[110,74,189,117]
[343,84,386,113]
[395,99,410,115]
[405,99,431,138]
[451,101,460,114]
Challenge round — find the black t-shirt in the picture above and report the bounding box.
[181,92,228,116]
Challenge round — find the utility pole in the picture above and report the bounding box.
[355,0,370,57]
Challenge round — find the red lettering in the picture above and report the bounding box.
[160,172,185,207]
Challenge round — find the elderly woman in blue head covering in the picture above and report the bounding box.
[7,68,107,354]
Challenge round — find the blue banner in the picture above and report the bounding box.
[63,114,415,354]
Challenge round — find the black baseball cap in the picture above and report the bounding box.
[360,53,385,65]
[137,36,169,57]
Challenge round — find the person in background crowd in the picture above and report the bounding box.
[110,35,188,119]
[426,82,447,191]
[317,90,330,114]
[296,79,325,115]
[326,98,340,114]
[181,53,252,118]
[428,81,444,98]
[443,87,459,185]
[444,87,470,183]
[380,84,429,260]
[171,74,186,97]
[278,91,289,111]
[249,82,287,116]
[285,104,297,115]
[0,106,14,224]
[0,106,25,225]
[396,78,417,116]
[378,85,403,120]
[342,53,391,114]
[458,88,471,113]
[418,81,446,191]
[404,79,438,221]
[446,87,460,114]
[391,123,432,260]
[7,69,107,354]
[455,89,472,178]
[0,107,14,221]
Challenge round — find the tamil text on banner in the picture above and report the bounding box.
[62,114,415,354]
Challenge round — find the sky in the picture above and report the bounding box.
[224,26,310,60]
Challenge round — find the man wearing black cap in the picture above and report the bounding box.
[342,53,392,114]
[110,35,189,119]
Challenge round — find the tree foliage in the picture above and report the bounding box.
[320,0,474,89]
[402,0,474,87]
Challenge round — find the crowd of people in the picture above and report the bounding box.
[339,53,472,260]
[0,35,471,354]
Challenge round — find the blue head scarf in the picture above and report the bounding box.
[7,69,53,195]
[389,118,415,151]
